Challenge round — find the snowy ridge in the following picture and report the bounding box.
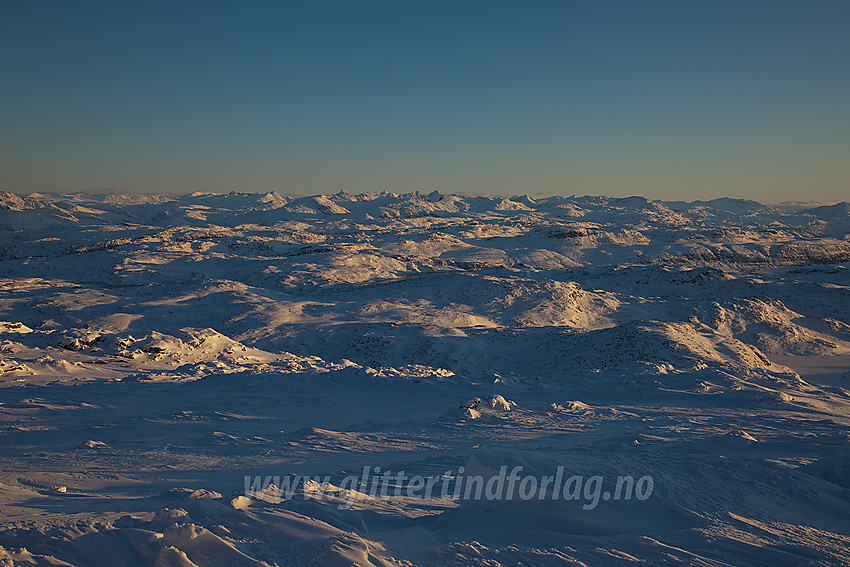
[1,191,847,386]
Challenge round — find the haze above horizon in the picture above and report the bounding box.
[2,1,849,202]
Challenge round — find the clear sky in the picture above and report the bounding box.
[2,1,849,202]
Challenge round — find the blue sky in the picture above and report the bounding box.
[2,0,849,201]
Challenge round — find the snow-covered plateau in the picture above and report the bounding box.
[1,190,850,565]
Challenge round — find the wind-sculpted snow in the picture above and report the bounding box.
[1,191,850,566]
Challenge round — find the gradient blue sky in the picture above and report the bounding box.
[2,1,849,201]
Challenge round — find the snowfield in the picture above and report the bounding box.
[1,190,850,565]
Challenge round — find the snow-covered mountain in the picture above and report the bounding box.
[1,191,849,566]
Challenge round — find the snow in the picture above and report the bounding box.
[1,191,850,565]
